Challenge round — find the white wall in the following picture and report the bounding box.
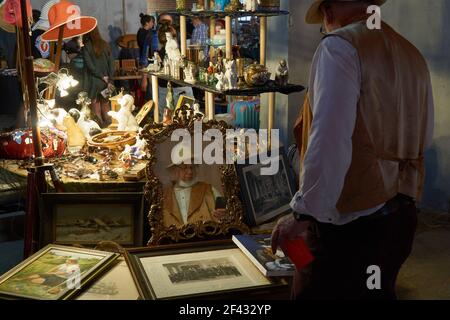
[30,0,148,57]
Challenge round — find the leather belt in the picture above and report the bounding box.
[363,194,415,221]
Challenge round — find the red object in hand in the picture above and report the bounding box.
[285,238,314,270]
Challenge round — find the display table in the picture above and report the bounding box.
[0,160,147,193]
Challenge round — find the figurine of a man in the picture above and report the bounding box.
[275,59,289,86]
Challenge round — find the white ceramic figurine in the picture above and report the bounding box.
[224,59,238,90]
[108,94,140,132]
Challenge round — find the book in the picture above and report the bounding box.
[232,234,295,277]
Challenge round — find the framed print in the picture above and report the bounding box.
[76,258,140,300]
[125,241,288,300]
[135,100,154,126]
[40,193,144,247]
[175,95,196,112]
[236,148,298,226]
[0,245,118,300]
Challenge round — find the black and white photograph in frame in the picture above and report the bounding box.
[237,148,297,226]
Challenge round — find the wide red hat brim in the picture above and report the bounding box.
[41,16,97,42]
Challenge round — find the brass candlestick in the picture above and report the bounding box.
[236,58,246,88]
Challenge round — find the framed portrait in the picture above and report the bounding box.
[40,193,144,248]
[236,148,298,226]
[125,241,288,300]
[135,100,154,126]
[76,258,140,300]
[175,95,196,112]
[0,245,118,300]
[141,105,249,245]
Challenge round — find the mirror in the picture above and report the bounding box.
[141,105,249,245]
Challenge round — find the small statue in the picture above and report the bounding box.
[76,92,93,120]
[107,94,140,131]
[275,59,289,86]
[153,51,162,71]
[163,55,170,75]
[224,59,238,90]
[216,72,226,91]
[246,0,259,12]
[165,32,181,62]
[166,82,175,110]
[184,62,196,84]
[215,49,225,74]
[193,103,204,118]
[215,0,230,11]
[207,62,216,85]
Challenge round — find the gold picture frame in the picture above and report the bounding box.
[175,95,196,112]
[135,100,155,126]
[0,245,119,300]
[141,105,249,245]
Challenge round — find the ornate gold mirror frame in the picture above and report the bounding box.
[141,105,249,245]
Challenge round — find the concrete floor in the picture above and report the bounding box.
[397,211,450,300]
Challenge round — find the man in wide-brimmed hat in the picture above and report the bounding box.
[272,0,434,299]
[162,154,226,228]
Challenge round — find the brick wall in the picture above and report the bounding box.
[147,0,197,14]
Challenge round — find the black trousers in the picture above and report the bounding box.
[298,195,418,300]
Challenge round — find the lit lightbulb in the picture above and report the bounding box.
[70,77,79,87]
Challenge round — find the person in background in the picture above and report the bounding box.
[137,13,155,67]
[191,17,209,56]
[82,27,115,128]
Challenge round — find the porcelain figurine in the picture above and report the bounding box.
[166,82,175,110]
[184,62,197,84]
[62,114,86,148]
[166,32,181,62]
[69,108,102,139]
[225,59,238,90]
[108,94,140,132]
[215,0,230,11]
[75,92,94,120]
[216,72,226,91]
[225,0,243,12]
[275,59,289,86]
[163,55,170,75]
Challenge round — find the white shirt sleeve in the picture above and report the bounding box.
[290,36,362,221]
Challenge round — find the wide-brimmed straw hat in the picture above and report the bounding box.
[32,0,59,32]
[41,0,97,42]
[305,0,387,24]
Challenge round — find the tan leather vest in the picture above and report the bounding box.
[163,181,216,227]
[294,21,431,214]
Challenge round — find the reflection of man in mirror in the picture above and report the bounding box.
[163,158,226,227]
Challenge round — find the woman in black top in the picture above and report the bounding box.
[137,13,155,67]
[82,27,115,128]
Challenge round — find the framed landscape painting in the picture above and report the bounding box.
[39,193,144,247]
[0,245,118,300]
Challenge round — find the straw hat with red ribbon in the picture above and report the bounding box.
[41,0,97,42]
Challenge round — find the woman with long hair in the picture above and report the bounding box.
[137,13,155,67]
[82,27,115,128]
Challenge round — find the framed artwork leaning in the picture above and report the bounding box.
[124,240,289,300]
[39,193,145,248]
[0,245,119,300]
[236,148,298,226]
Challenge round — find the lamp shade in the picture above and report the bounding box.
[41,0,97,42]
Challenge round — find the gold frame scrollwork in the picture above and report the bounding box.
[141,105,249,245]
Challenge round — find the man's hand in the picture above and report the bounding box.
[271,214,310,255]
[102,76,110,84]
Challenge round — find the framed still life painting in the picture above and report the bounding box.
[39,193,144,248]
[124,241,288,300]
[0,245,118,300]
[236,148,298,227]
